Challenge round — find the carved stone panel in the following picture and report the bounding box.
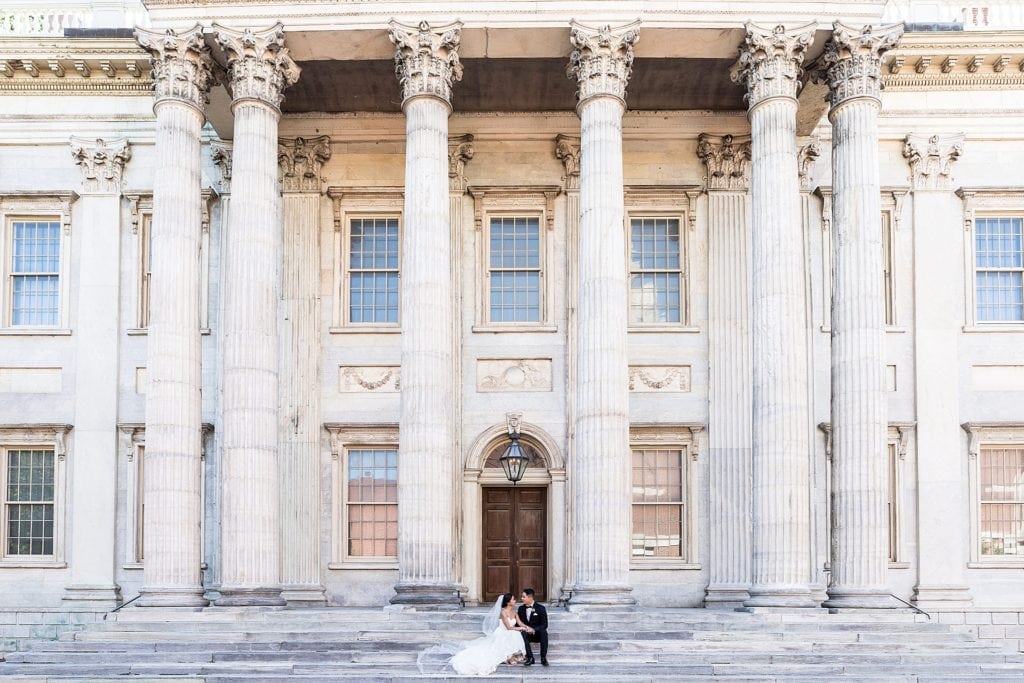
[628,365,691,393]
[339,366,400,393]
[477,359,553,392]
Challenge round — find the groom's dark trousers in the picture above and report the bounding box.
[517,602,548,661]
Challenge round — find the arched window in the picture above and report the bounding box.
[483,439,545,470]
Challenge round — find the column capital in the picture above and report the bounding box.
[731,22,815,109]
[567,20,640,107]
[448,134,474,193]
[388,20,464,107]
[697,133,751,192]
[70,136,131,194]
[135,25,216,114]
[821,21,904,110]
[214,23,300,111]
[278,136,331,194]
[554,134,581,190]
[797,136,821,191]
[903,133,964,190]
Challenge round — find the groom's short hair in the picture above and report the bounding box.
[523,588,536,597]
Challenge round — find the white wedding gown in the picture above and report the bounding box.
[449,615,525,675]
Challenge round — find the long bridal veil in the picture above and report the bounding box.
[416,596,504,675]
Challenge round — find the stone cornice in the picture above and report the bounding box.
[278,135,331,193]
[214,23,300,111]
[821,21,904,109]
[903,133,964,191]
[388,19,463,106]
[448,134,474,193]
[882,31,1024,91]
[697,133,751,192]
[0,37,152,96]
[731,22,816,109]
[567,20,640,107]
[70,137,132,194]
[135,25,216,112]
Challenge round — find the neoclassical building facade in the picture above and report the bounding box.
[0,0,1023,614]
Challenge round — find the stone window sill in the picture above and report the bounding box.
[963,324,1024,333]
[0,328,71,337]
[329,326,401,335]
[122,563,143,570]
[630,561,701,571]
[472,324,558,334]
[889,562,911,569]
[628,325,701,334]
[0,560,66,568]
[968,561,1024,569]
[328,560,398,571]
[127,328,211,336]
[820,326,907,334]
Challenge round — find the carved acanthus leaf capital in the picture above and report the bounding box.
[215,23,300,111]
[731,22,816,108]
[389,20,463,106]
[70,137,132,194]
[448,134,474,192]
[798,137,822,191]
[135,25,216,113]
[567,20,640,106]
[697,133,751,191]
[554,134,581,190]
[211,141,232,193]
[903,133,964,190]
[278,136,331,193]
[820,21,904,109]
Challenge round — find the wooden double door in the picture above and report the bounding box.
[482,487,546,603]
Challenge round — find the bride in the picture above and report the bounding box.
[417,593,526,676]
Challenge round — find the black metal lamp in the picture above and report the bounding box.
[499,432,529,484]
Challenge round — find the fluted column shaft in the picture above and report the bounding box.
[215,23,299,606]
[134,25,213,608]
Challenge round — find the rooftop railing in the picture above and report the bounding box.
[1,2,148,36]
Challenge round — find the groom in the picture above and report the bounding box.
[517,588,548,666]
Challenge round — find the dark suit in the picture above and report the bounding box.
[517,602,548,661]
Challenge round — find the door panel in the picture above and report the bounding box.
[482,487,546,603]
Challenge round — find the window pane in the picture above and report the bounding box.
[347,448,398,557]
[977,271,1024,322]
[12,221,60,273]
[348,218,399,324]
[631,504,683,558]
[980,448,1024,556]
[629,218,682,324]
[5,449,55,556]
[488,217,541,323]
[631,448,685,558]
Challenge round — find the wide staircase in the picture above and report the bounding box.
[3,605,1024,681]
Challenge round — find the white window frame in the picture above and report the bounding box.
[327,187,404,334]
[325,423,399,569]
[0,424,71,567]
[628,424,703,570]
[959,189,1024,331]
[468,185,559,333]
[0,193,76,335]
[624,186,699,332]
[963,422,1024,567]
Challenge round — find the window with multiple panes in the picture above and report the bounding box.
[975,216,1024,323]
[9,219,60,326]
[3,448,56,558]
[348,217,399,324]
[980,446,1024,557]
[135,445,145,563]
[887,442,898,562]
[139,214,153,329]
[882,212,896,326]
[488,216,541,323]
[346,448,398,558]
[628,217,683,324]
[631,448,685,559]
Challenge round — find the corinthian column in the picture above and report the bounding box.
[697,133,753,607]
[821,21,904,609]
[566,20,640,606]
[214,23,299,606]
[388,20,463,607]
[134,25,214,607]
[731,22,817,608]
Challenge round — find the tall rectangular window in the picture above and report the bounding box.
[346,448,398,558]
[348,217,399,324]
[629,217,682,324]
[882,212,895,325]
[4,449,55,557]
[488,216,541,323]
[136,445,145,563]
[10,220,60,326]
[976,216,1024,323]
[980,446,1024,556]
[887,442,898,562]
[631,448,685,558]
[140,214,153,329]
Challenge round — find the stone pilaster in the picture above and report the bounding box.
[134,25,214,608]
[566,20,639,606]
[277,136,330,605]
[821,21,904,609]
[214,23,299,607]
[388,19,463,607]
[732,22,817,608]
[904,133,973,608]
[697,133,753,607]
[63,137,131,608]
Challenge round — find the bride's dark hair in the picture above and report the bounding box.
[500,592,514,608]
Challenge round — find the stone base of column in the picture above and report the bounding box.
[215,587,286,607]
[137,586,209,608]
[62,585,122,610]
[281,584,328,606]
[911,584,973,609]
[703,585,751,609]
[823,586,899,609]
[744,585,818,608]
[567,584,636,608]
[390,582,462,610]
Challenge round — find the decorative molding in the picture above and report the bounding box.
[797,137,821,192]
[211,141,233,193]
[819,21,904,108]
[0,424,73,460]
[135,25,215,111]
[628,365,691,393]
[889,188,908,231]
[0,191,78,236]
[696,133,751,192]
[278,136,331,194]
[325,423,400,460]
[567,20,640,105]
[903,133,964,190]
[327,186,404,233]
[554,134,580,191]
[0,39,151,96]
[200,189,216,234]
[339,366,400,393]
[477,359,553,392]
[814,186,833,232]
[388,20,463,106]
[629,423,705,460]
[623,185,701,233]
[125,193,151,235]
[956,187,1024,233]
[891,422,915,460]
[731,22,816,108]
[882,33,1024,91]
[961,422,1024,461]
[214,23,300,110]
[466,185,560,232]
[506,412,522,437]
[448,134,474,193]
[69,137,131,194]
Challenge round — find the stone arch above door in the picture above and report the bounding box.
[465,422,564,472]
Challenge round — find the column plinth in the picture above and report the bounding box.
[566,21,639,607]
[820,21,904,609]
[732,22,817,608]
[134,25,214,608]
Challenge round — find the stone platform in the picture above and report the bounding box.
[2,606,1024,681]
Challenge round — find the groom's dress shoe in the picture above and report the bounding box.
[541,659,549,666]
[524,658,534,666]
